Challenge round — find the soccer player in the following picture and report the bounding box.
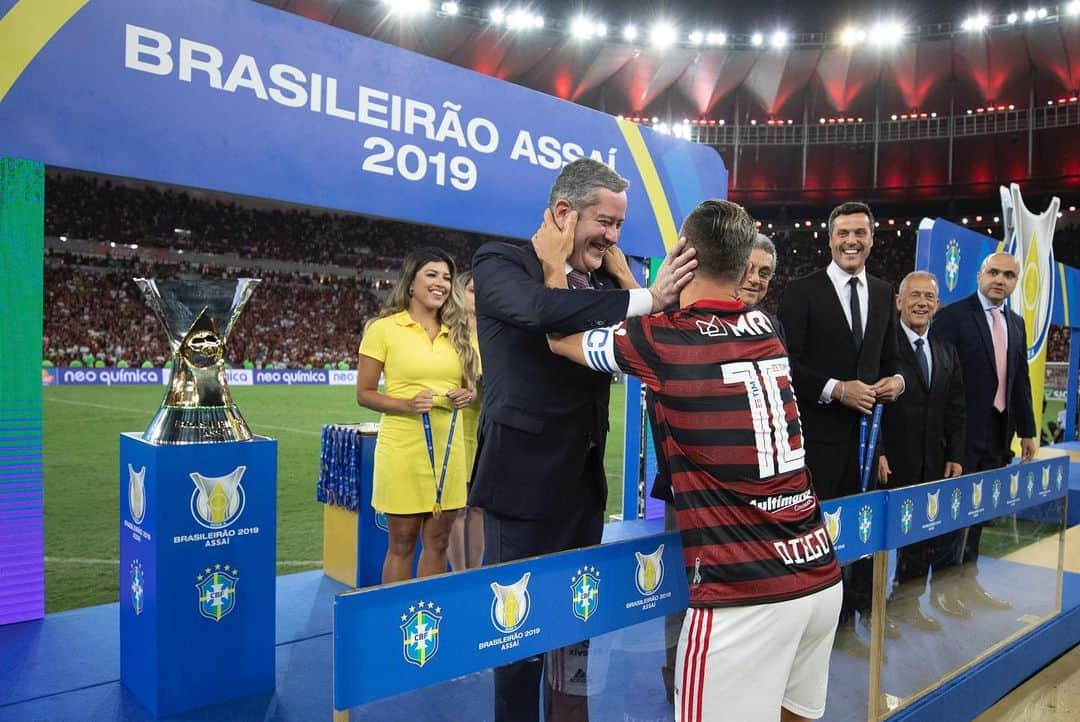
[547,199,842,722]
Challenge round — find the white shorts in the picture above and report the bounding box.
[675,582,842,722]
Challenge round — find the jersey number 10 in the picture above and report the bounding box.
[721,358,806,479]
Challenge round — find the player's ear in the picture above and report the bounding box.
[552,200,574,231]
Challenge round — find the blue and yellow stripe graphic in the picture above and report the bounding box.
[615,118,680,252]
[0,0,90,103]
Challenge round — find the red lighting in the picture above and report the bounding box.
[888,219,895,225]
[976,108,985,113]
[976,215,983,222]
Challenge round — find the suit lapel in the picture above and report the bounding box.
[968,294,997,374]
[898,325,930,392]
[927,337,944,395]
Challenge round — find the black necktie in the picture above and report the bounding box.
[848,277,863,347]
[914,337,930,386]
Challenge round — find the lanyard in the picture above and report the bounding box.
[858,403,884,493]
[422,407,459,516]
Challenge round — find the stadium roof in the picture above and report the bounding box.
[261,1,1080,120]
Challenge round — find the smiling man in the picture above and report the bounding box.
[469,158,696,722]
[778,200,904,656]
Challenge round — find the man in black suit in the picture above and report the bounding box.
[469,158,695,722]
[878,271,967,631]
[778,201,905,653]
[929,252,1036,610]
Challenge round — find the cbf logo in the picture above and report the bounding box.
[195,564,238,622]
[950,488,963,520]
[823,507,842,545]
[400,600,442,668]
[375,511,388,532]
[1010,472,1020,500]
[857,506,873,544]
[1041,466,1051,492]
[490,573,531,634]
[945,239,961,292]
[972,480,984,511]
[926,490,940,522]
[1026,471,1035,499]
[128,464,147,525]
[130,560,144,615]
[571,565,600,622]
[900,499,914,534]
[190,465,246,529]
[635,544,665,595]
[992,479,1002,508]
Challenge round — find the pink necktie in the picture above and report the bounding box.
[990,307,1007,412]
[567,270,591,289]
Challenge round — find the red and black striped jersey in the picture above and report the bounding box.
[598,299,840,607]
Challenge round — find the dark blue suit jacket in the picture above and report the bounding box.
[468,241,632,520]
[929,293,1036,469]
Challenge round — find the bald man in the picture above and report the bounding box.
[929,252,1036,612]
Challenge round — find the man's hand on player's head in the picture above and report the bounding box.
[649,237,697,312]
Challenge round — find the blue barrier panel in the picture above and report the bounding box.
[820,491,886,563]
[333,531,687,710]
[884,457,1068,549]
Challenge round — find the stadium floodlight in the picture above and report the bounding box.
[595,23,607,37]
[650,21,678,49]
[571,15,592,39]
[1007,12,1019,23]
[1024,8,1037,22]
[1037,7,1048,19]
[706,31,727,46]
[751,32,764,46]
[771,30,789,49]
[384,0,431,16]
[489,6,505,25]
[505,9,542,30]
[623,24,638,42]
[439,2,459,15]
[869,20,905,47]
[840,26,866,46]
[689,30,704,45]
[961,14,990,32]
[1068,1,1080,17]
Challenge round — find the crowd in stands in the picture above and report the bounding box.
[42,172,1079,367]
[43,252,380,368]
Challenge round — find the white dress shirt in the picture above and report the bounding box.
[977,289,1008,341]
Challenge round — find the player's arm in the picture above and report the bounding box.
[546,326,621,374]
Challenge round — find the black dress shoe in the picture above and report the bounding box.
[834,627,870,660]
[890,602,942,632]
[930,591,972,619]
[860,611,902,640]
[961,581,1013,610]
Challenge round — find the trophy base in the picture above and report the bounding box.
[142,405,254,445]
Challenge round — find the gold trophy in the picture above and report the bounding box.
[135,278,259,444]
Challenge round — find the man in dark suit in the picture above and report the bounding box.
[878,271,967,631]
[930,252,1036,610]
[469,158,695,722]
[778,201,905,654]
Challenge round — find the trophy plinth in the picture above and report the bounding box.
[135,278,259,444]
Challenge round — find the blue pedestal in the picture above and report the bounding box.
[119,433,277,716]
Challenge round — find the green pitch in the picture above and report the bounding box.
[42,385,628,612]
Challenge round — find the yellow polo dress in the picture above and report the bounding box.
[359,310,467,515]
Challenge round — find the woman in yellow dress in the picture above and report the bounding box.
[448,270,485,571]
[356,247,479,583]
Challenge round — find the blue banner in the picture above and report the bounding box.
[43,367,163,386]
[333,531,687,710]
[252,369,328,386]
[0,0,726,258]
[883,457,1067,548]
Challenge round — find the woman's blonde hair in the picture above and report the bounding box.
[378,247,478,388]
